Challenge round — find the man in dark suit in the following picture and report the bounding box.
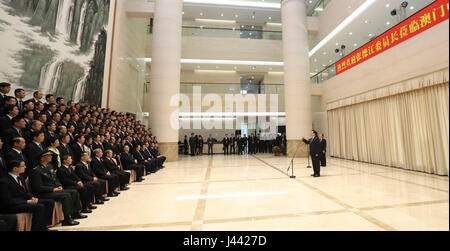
[44,121,57,148]
[75,152,107,204]
[0,160,55,231]
[5,138,29,177]
[0,105,18,133]
[15,88,26,114]
[103,150,130,191]
[0,139,7,179]
[302,130,322,178]
[222,135,229,155]
[133,144,151,174]
[29,150,84,226]
[57,134,74,159]
[0,82,11,107]
[319,134,327,167]
[25,91,43,107]
[189,133,196,156]
[57,155,95,214]
[141,143,160,173]
[24,131,45,173]
[120,145,144,182]
[71,135,86,165]
[2,116,25,151]
[90,149,120,197]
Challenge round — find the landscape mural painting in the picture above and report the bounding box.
[0,0,112,106]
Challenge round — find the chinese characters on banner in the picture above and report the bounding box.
[336,0,449,75]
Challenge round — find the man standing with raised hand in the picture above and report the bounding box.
[302,130,322,178]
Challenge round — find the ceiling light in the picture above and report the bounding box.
[195,18,237,24]
[184,0,280,8]
[349,32,353,35]
[385,4,390,7]
[309,0,376,57]
[410,6,414,10]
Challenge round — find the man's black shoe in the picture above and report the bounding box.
[72,213,88,219]
[121,186,129,191]
[108,193,118,197]
[102,197,110,201]
[88,205,97,210]
[62,219,80,226]
[81,208,92,214]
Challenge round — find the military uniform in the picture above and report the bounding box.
[30,163,82,220]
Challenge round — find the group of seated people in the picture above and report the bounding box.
[0,82,166,231]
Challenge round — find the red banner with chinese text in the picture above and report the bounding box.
[335,0,449,75]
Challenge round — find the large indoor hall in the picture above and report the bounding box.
[0,0,448,239]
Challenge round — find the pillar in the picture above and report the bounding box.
[281,0,312,158]
[148,0,183,162]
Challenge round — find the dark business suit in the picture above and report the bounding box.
[5,150,29,177]
[0,116,12,133]
[222,138,229,155]
[0,153,7,179]
[0,175,54,231]
[75,162,106,200]
[2,127,24,151]
[319,139,327,167]
[71,143,85,165]
[57,165,94,210]
[24,143,44,173]
[90,157,119,195]
[302,137,322,177]
[133,150,151,174]
[103,158,130,187]
[57,144,74,159]
[120,152,144,181]
[140,149,159,173]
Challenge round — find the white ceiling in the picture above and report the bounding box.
[145,0,436,79]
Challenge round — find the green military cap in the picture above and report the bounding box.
[39,150,53,158]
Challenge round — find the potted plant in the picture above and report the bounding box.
[273,146,282,157]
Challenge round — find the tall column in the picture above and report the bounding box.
[281,0,312,158]
[148,0,183,162]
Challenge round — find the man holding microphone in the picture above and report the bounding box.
[302,130,322,178]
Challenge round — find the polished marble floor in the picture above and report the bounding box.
[55,154,449,231]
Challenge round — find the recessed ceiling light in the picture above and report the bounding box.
[335,42,339,46]
[386,21,390,25]
[349,32,353,35]
[410,6,414,10]
[364,20,369,23]
[235,14,239,18]
[369,33,373,36]
[354,43,357,46]
[221,13,224,17]
[323,52,327,55]
[200,12,203,16]
[385,4,390,7]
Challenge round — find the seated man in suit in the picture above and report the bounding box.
[75,152,108,204]
[141,143,160,173]
[29,150,85,226]
[103,150,130,191]
[57,155,96,214]
[120,145,144,182]
[0,160,55,231]
[149,142,166,169]
[90,149,120,198]
[132,144,152,175]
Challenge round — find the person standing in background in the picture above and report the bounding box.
[319,134,327,167]
[183,135,189,155]
[207,134,214,156]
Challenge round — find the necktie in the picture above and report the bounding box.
[17,177,26,191]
